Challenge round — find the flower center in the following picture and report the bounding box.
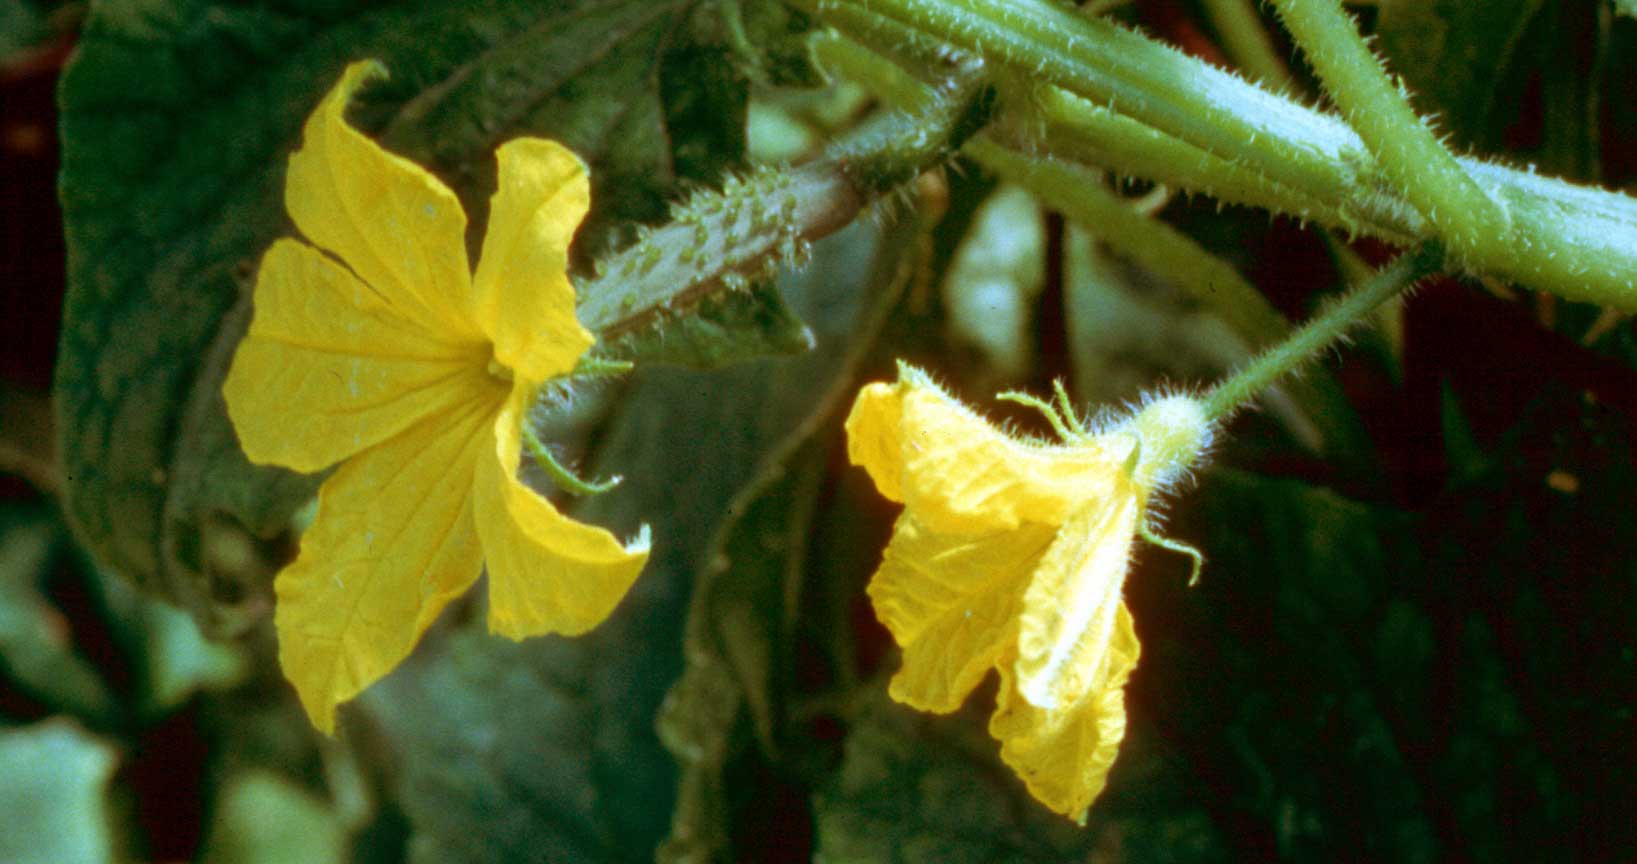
[486,354,513,383]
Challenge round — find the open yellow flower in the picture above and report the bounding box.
[845,364,1207,823]
[223,61,649,733]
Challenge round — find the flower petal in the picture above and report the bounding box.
[843,382,905,502]
[472,138,594,381]
[225,238,495,473]
[284,60,480,341]
[990,602,1139,824]
[869,511,1056,713]
[1014,493,1142,712]
[845,369,1134,534]
[474,384,649,640]
[274,395,496,733]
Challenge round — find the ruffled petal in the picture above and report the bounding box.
[474,384,649,640]
[869,511,1055,713]
[990,602,1140,824]
[843,382,905,503]
[1014,493,1142,711]
[472,138,593,381]
[284,60,480,341]
[845,368,1134,534]
[273,394,497,733]
[225,238,494,473]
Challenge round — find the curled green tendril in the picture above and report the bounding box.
[1139,523,1205,586]
[521,423,622,497]
[1051,379,1087,436]
[997,390,1079,442]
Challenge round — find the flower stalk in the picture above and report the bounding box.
[1201,242,1442,421]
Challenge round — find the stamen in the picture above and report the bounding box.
[1051,379,1088,436]
[997,391,1078,442]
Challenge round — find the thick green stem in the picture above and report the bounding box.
[1266,0,1510,264]
[807,0,1359,201]
[1201,243,1441,420]
[795,0,1637,309]
[1029,88,1345,229]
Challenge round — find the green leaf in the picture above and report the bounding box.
[201,771,348,864]
[0,509,117,722]
[717,0,824,88]
[1374,0,1545,146]
[0,720,119,864]
[815,698,1079,863]
[655,443,823,862]
[362,217,914,863]
[1619,0,1637,19]
[603,280,815,370]
[1438,381,1490,483]
[1417,391,1637,857]
[55,0,749,627]
[1136,471,1438,860]
[0,0,51,64]
[814,695,1229,863]
[95,574,247,717]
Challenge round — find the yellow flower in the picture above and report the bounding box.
[223,61,649,733]
[844,364,1207,823]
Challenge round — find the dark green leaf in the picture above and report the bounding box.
[1417,392,1637,860]
[0,0,51,64]
[719,0,824,87]
[815,697,1081,864]
[55,0,748,628]
[655,443,823,863]
[1140,469,1439,862]
[814,695,1228,864]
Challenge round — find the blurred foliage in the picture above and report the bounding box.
[0,0,76,65]
[6,0,1636,861]
[0,719,118,864]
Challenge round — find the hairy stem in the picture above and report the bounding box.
[1202,243,1441,420]
[795,0,1637,308]
[1266,0,1510,264]
[576,64,993,339]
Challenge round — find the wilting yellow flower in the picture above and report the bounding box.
[845,364,1208,823]
[223,61,649,733]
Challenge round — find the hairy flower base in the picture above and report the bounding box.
[223,61,648,733]
[846,365,1206,822]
